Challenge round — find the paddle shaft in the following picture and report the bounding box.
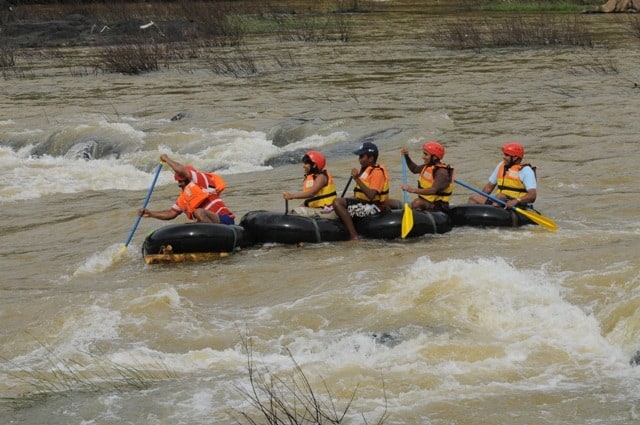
[340,176,353,197]
[402,156,409,204]
[123,162,163,249]
[454,179,512,207]
[400,156,414,238]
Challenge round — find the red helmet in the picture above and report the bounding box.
[174,173,187,182]
[423,142,445,160]
[306,150,326,170]
[502,142,524,158]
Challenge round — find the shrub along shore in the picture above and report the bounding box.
[0,1,629,77]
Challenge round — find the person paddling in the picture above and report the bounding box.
[282,150,338,218]
[386,141,454,213]
[467,142,536,209]
[332,142,389,240]
[138,154,235,224]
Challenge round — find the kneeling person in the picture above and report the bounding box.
[138,154,235,224]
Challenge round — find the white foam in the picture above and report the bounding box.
[0,153,166,202]
[0,124,348,203]
[72,244,132,277]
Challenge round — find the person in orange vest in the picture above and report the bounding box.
[282,150,338,217]
[138,154,235,224]
[468,142,537,209]
[332,141,389,240]
[386,141,454,212]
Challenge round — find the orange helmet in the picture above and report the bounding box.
[423,142,445,160]
[502,142,524,158]
[306,150,326,170]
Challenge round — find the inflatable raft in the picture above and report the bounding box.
[240,210,349,244]
[355,209,452,239]
[240,208,452,245]
[447,204,536,228]
[141,223,250,264]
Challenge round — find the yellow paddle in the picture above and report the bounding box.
[122,162,164,252]
[454,179,557,232]
[401,156,414,238]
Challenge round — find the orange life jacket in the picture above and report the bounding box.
[184,166,227,195]
[353,164,389,203]
[202,172,227,195]
[175,173,234,220]
[195,171,233,217]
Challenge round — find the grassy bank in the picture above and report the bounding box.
[482,0,603,13]
[0,0,633,77]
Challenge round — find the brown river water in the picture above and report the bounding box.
[1,2,640,424]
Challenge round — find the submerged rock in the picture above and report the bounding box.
[372,332,401,347]
[170,112,187,121]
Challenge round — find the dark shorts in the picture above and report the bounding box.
[431,200,450,212]
[417,199,449,212]
[219,214,235,225]
[345,199,382,218]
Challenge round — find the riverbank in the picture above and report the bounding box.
[0,0,613,51]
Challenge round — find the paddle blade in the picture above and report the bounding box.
[515,207,558,232]
[401,202,413,238]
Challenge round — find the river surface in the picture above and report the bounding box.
[2,2,640,424]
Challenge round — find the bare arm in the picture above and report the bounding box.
[283,174,328,200]
[468,181,498,205]
[504,188,537,209]
[401,148,422,174]
[160,154,188,180]
[138,207,180,220]
[481,181,496,194]
[352,167,381,201]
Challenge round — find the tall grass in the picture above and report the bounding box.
[14,1,354,75]
[1,0,635,77]
[483,1,602,13]
[98,38,162,74]
[1,340,177,410]
[432,14,594,49]
[232,334,389,425]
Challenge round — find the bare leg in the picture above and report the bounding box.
[468,193,507,206]
[411,198,431,210]
[384,198,402,209]
[468,194,488,204]
[332,198,359,240]
[193,208,220,223]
